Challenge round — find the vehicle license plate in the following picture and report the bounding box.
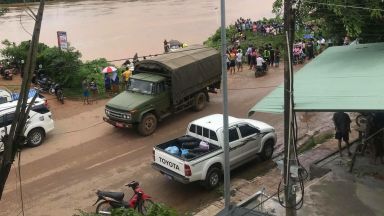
[115,122,124,127]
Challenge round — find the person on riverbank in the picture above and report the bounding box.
[250,48,257,70]
[274,47,280,67]
[89,78,98,104]
[104,74,112,95]
[229,50,236,75]
[236,49,243,72]
[333,112,352,157]
[82,78,90,105]
[111,75,120,94]
[246,45,252,65]
[122,67,132,89]
[163,39,169,53]
[269,47,275,67]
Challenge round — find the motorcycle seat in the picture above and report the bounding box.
[98,191,124,201]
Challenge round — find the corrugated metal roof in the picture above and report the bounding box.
[249,42,384,116]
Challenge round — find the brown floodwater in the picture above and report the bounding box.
[0,0,274,61]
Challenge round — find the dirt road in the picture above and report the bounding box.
[0,66,330,215]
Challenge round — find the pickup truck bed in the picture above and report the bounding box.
[155,135,220,161]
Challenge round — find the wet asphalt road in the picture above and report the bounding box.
[0,67,285,215]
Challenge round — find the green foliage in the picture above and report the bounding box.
[273,0,384,42]
[0,40,114,94]
[204,24,285,53]
[145,203,178,216]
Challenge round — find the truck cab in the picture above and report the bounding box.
[104,73,171,135]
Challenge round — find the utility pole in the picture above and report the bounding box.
[219,0,231,215]
[283,0,296,215]
[0,0,45,199]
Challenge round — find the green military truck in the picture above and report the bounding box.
[103,45,221,136]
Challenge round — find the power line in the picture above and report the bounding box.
[303,0,384,12]
[19,10,32,37]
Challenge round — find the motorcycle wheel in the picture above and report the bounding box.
[95,201,112,215]
[138,199,155,215]
[49,88,55,95]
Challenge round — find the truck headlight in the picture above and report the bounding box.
[124,113,131,119]
[105,109,110,115]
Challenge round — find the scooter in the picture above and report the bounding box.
[255,62,268,77]
[93,181,154,216]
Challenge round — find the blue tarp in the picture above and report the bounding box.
[11,89,38,101]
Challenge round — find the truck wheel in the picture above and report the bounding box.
[138,113,157,136]
[27,128,45,147]
[261,140,274,161]
[204,167,221,189]
[193,92,206,111]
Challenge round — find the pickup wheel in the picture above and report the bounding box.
[138,113,157,136]
[193,92,206,111]
[204,167,221,189]
[261,140,274,161]
[27,128,45,147]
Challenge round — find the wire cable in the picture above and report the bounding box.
[19,10,32,37]
[303,0,384,12]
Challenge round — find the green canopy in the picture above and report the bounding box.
[249,42,384,116]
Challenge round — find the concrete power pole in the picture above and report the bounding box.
[283,0,296,215]
[0,0,45,199]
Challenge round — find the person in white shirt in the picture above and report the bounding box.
[256,55,265,67]
[236,50,243,72]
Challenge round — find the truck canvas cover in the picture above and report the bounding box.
[134,45,221,104]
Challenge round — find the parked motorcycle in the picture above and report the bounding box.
[1,69,13,80]
[93,181,154,215]
[36,74,53,93]
[52,83,64,104]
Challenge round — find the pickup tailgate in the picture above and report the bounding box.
[154,148,185,176]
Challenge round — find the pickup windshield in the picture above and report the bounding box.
[127,79,154,95]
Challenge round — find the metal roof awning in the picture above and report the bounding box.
[248,42,384,116]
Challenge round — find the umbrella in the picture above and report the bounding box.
[102,66,117,73]
[303,34,314,39]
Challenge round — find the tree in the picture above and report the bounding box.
[273,0,384,42]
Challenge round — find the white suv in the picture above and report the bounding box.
[0,106,54,153]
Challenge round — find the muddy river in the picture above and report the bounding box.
[0,0,274,61]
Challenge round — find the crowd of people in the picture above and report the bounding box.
[234,17,283,36]
[226,44,281,75]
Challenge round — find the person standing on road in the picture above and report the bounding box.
[236,49,243,72]
[229,50,236,75]
[333,112,352,157]
[82,78,90,105]
[122,67,132,89]
[274,47,280,67]
[89,78,98,104]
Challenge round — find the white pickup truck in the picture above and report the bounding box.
[152,114,277,189]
